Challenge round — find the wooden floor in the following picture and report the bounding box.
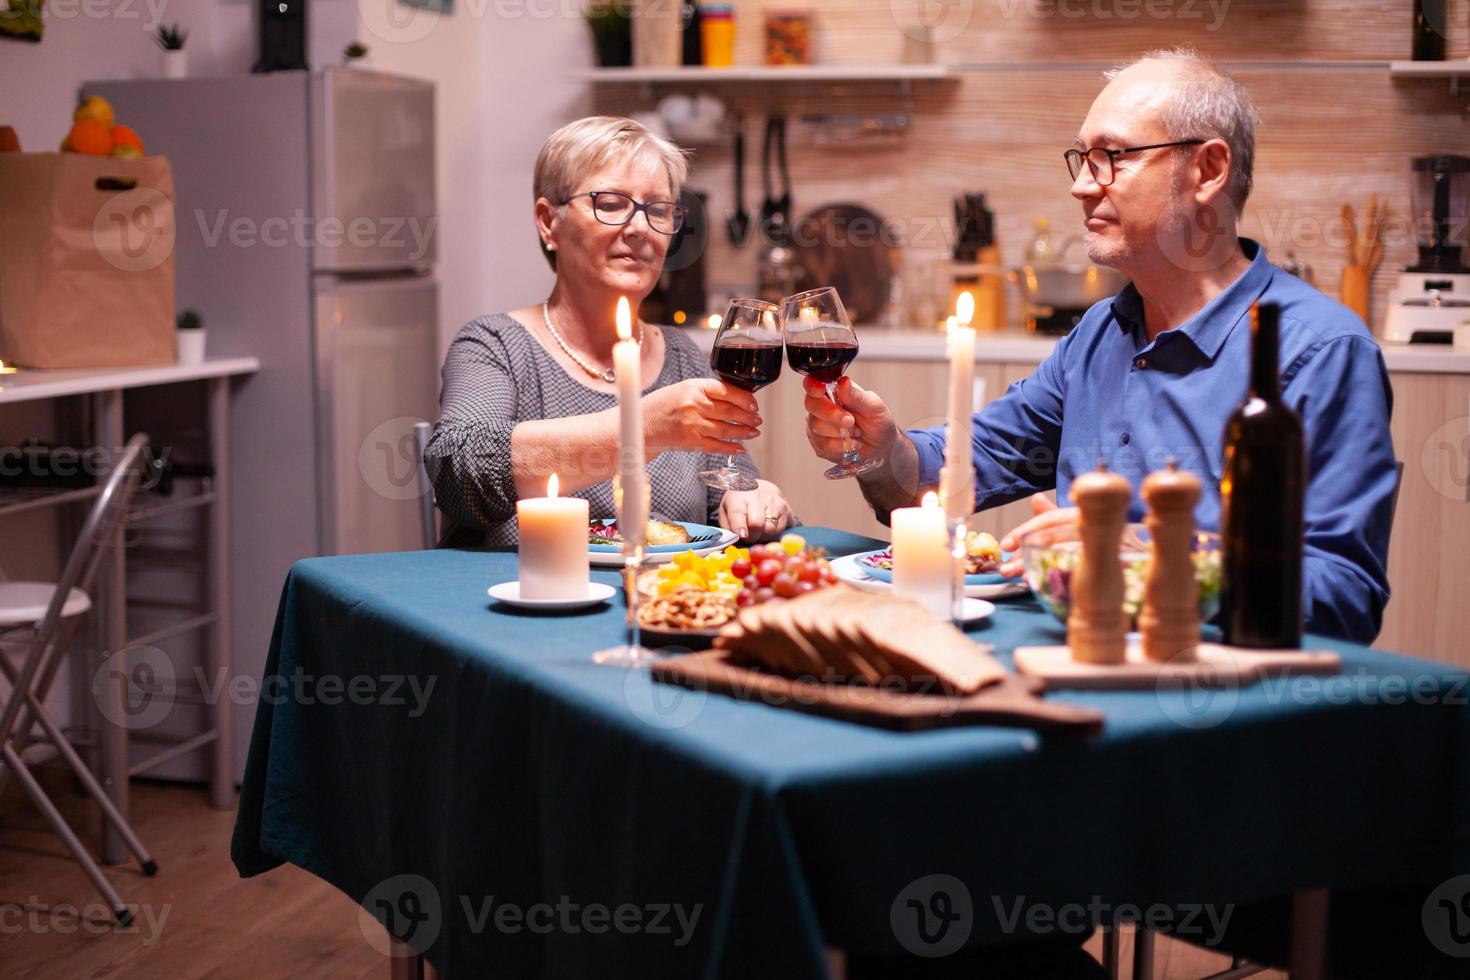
[0,769,383,979]
[0,770,1283,979]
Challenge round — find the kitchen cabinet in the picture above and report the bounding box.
[708,329,1470,668]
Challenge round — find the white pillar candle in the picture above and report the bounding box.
[612,297,649,542]
[940,293,976,522]
[891,491,952,618]
[517,474,590,599]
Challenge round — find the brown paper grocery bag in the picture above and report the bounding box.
[0,152,176,369]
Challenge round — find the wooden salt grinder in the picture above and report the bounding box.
[1139,461,1203,663]
[1067,464,1132,664]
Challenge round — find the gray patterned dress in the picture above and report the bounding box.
[425,312,759,547]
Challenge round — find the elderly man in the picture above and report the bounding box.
[805,48,1397,643]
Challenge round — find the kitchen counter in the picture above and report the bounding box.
[683,326,1470,374]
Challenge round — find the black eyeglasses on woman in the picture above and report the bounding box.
[559,191,688,235]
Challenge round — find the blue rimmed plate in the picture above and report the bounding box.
[853,547,1014,586]
[588,521,739,567]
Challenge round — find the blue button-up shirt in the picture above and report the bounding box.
[909,239,1396,643]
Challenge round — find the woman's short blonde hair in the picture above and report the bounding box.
[534,116,689,268]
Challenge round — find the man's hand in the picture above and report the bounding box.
[718,479,795,542]
[803,377,899,464]
[998,494,1079,578]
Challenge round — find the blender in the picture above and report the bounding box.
[1384,154,1470,344]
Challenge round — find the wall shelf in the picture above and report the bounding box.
[1389,60,1470,94]
[580,64,954,84]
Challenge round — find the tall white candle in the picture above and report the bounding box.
[612,297,649,542]
[940,293,976,522]
[517,474,590,599]
[891,492,952,618]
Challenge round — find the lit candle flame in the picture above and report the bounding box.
[547,473,559,498]
[921,491,939,509]
[956,291,975,327]
[799,306,818,326]
[707,313,722,330]
[615,296,632,341]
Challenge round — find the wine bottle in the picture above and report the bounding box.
[1220,302,1305,649]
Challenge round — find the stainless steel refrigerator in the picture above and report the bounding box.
[87,69,440,778]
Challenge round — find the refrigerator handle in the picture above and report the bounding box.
[313,282,340,556]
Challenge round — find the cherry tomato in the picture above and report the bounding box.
[771,572,799,598]
[796,561,822,584]
[730,557,752,579]
[748,545,771,564]
[736,591,755,607]
[756,558,783,587]
[754,587,775,604]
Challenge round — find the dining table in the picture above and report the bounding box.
[231,527,1470,978]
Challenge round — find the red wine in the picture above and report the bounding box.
[1220,302,1304,649]
[786,341,858,384]
[712,341,782,392]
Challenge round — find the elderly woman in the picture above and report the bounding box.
[426,116,795,546]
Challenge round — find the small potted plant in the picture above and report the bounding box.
[343,41,370,67]
[155,24,188,79]
[176,309,205,365]
[586,1,632,68]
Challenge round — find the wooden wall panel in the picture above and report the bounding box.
[723,0,1470,65]
[596,10,1470,336]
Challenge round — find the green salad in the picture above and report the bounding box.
[1024,541,1222,625]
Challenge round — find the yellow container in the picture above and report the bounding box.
[701,8,735,67]
[1339,265,1371,328]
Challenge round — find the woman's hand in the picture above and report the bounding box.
[803,377,899,464]
[643,378,763,456]
[718,480,795,542]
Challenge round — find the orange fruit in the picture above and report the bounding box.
[111,124,144,153]
[64,119,112,156]
[74,96,115,129]
[0,126,19,152]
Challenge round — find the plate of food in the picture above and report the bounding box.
[854,530,1013,586]
[587,518,737,566]
[634,534,841,641]
[830,551,1028,600]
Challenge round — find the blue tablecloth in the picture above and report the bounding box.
[232,528,1470,978]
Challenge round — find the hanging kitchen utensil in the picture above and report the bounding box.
[727,115,751,246]
[772,114,792,231]
[759,113,784,244]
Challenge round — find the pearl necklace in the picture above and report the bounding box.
[542,302,640,383]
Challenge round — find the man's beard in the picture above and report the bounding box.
[1083,195,1195,270]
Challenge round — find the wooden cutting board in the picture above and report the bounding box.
[1012,641,1341,691]
[651,649,1104,735]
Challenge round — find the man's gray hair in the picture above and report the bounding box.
[1105,48,1260,209]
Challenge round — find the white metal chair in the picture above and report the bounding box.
[0,433,158,925]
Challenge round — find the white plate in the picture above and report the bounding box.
[588,528,739,567]
[487,581,617,610]
[829,553,1028,600]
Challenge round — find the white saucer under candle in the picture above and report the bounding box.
[516,474,589,600]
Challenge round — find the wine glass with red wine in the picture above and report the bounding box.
[700,298,783,491]
[781,286,883,480]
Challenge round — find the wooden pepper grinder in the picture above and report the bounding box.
[1067,464,1131,664]
[1139,461,1203,663]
